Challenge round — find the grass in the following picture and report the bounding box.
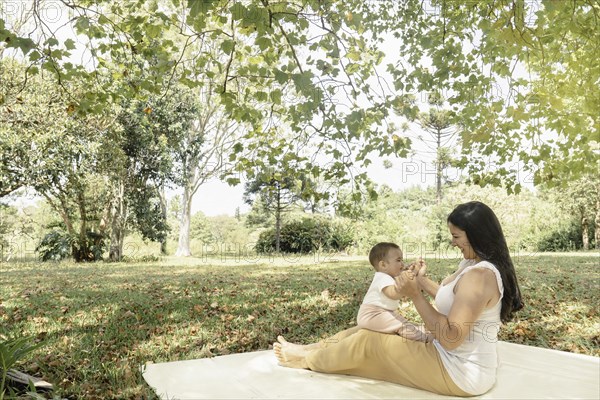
[0,253,599,399]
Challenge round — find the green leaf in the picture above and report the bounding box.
[256,37,271,51]
[45,37,59,47]
[147,25,161,39]
[270,90,282,104]
[230,2,246,21]
[347,51,361,61]
[10,37,36,55]
[255,91,268,102]
[291,72,313,92]
[220,39,235,55]
[64,38,76,50]
[274,69,288,85]
[346,63,360,75]
[28,50,42,62]
[188,0,214,18]
[75,17,90,31]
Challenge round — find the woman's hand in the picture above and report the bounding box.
[395,270,420,299]
[408,259,429,288]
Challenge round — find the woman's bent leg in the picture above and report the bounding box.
[305,329,471,397]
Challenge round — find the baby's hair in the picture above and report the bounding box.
[368,242,400,271]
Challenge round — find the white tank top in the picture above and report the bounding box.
[433,259,504,395]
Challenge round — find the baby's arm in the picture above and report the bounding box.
[382,284,402,300]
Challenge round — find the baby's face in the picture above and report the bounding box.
[382,248,405,277]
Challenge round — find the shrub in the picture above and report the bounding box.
[36,230,106,262]
[36,231,72,261]
[255,217,354,254]
[536,222,583,251]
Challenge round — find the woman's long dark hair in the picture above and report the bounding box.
[447,201,523,323]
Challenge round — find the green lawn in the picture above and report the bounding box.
[1,253,598,399]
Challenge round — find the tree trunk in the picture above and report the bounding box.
[581,215,589,251]
[595,197,600,250]
[175,186,193,257]
[275,186,281,253]
[109,216,125,261]
[435,127,442,204]
[159,186,168,255]
[74,190,96,262]
[109,182,126,261]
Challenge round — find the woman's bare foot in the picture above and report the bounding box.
[276,335,321,351]
[273,337,316,369]
[273,343,308,369]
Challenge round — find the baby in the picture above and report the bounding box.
[357,242,432,343]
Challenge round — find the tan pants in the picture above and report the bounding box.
[305,327,472,397]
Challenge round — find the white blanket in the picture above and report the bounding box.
[142,341,600,399]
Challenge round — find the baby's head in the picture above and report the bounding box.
[368,242,405,277]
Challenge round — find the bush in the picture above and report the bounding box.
[36,230,106,261]
[36,231,72,261]
[255,217,354,254]
[536,222,583,251]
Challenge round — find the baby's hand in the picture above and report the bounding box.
[412,258,427,278]
[405,261,417,271]
[395,270,419,298]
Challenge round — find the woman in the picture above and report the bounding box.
[273,201,523,396]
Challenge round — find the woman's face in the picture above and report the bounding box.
[448,222,479,260]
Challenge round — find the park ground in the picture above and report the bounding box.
[1,252,598,399]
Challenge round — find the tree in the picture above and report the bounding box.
[378,0,599,191]
[415,92,459,204]
[0,203,18,257]
[1,0,408,209]
[190,211,213,244]
[107,98,175,261]
[170,85,242,257]
[549,175,599,250]
[0,61,111,261]
[243,165,308,253]
[3,0,596,217]
[1,59,179,261]
[207,214,251,253]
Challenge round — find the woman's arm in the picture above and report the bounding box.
[410,260,440,297]
[416,276,440,298]
[396,269,495,350]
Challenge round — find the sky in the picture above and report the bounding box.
[190,151,460,216]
